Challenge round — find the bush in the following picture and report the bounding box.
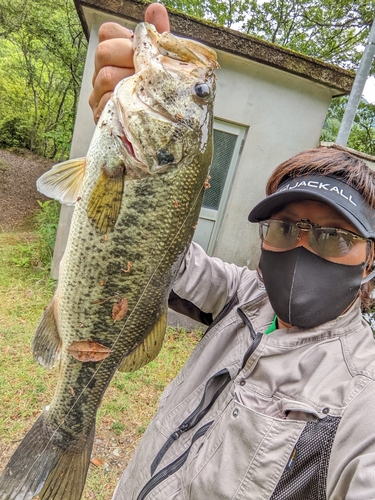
[0,116,32,150]
[34,200,61,269]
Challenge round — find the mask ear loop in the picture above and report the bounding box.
[361,241,375,284]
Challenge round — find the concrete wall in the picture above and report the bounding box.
[53,10,335,275]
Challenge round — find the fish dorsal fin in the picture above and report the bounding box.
[157,32,219,69]
[37,157,86,205]
[118,309,167,373]
[157,32,202,64]
[32,296,62,369]
[182,39,220,69]
[87,166,125,234]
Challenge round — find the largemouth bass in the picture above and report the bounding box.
[0,22,218,500]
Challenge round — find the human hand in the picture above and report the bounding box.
[89,3,170,123]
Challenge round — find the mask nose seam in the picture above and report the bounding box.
[288,247,302,324]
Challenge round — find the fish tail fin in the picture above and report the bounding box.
[0,412,95,500]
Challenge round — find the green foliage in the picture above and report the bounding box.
[164,0,374,72]
[164,0,375,155]
[321,96,375,155]
[8,200,60,272]
[0,115,32,150]
[241,0,374,70]
[0,0,87,160]
[0,0,374,157]
[34,200,61,268]
[163,0,251,27]
[110,421,126,435]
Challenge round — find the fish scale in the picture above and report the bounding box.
[0,22,218,500]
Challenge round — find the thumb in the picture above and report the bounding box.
[144,3,170,33]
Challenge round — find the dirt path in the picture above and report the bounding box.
[0,149,54,231]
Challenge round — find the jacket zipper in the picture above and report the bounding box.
[137,421,213,500]
[237,307,263,369]
[137,306,262,499]
[150,368,231,475]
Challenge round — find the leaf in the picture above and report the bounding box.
[67,340,112,362]
[90,457,104,467]
[112,297,129,322]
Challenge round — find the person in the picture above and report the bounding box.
[90,5,375,499]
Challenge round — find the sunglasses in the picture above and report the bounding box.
[259,219,370,258]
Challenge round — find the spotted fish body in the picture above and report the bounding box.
[0,23,218,500]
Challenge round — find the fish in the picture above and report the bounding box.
[0,22,218,500]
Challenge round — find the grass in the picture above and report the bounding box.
[0,231,202,499]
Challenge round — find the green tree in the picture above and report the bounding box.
[242,0,374,69]
[0,0,86,160]
[164,0,374,69]
[163,0,375,154]
[322,96,375,155]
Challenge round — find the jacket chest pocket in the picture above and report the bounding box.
[184,399,306,500]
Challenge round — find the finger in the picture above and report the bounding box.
[90,91,114,124]
[144,3,170,33]
[98,22,133,43]
[93,38,134,81]
[91,66,133,104]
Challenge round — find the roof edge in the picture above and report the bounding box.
[76,0,355,95]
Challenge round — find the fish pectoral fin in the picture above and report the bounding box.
[87,169,124,234]
[32,297,62,369]
[118,309,167,373]
[36,157,86,205]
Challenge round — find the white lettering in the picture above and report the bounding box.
[348,195,357,206]
[278,180,357,207]
[339,189,348,200]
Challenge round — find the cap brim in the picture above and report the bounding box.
[248,175,375,239]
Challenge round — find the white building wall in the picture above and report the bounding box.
[211,51,333,268]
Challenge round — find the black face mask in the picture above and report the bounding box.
[259,246,366,329]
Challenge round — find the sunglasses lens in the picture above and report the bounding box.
[309,228,353,257]
[259,221,300,249]
[259,220,365,258]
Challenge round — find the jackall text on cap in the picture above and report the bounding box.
[248,174,375,239]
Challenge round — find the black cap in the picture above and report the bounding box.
[248,174,375,239]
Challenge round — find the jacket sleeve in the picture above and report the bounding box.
[327,381,375,499]
[169,242,250,322]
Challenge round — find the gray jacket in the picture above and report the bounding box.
[113,243,375,500]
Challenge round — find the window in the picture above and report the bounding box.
[193,119,247,253]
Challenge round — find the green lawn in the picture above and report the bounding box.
[0,231,201,499]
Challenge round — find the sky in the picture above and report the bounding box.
[363,76,375,104]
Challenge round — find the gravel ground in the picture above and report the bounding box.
[0,149,54,231]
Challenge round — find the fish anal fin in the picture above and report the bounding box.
[118,309,167,373]
[32,296,62,369]
[37,157,86,205]
[87,168,125,234]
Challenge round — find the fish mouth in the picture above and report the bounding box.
[120,133,138,161]
[116,103,177,169]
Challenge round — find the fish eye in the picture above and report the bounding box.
[194,82,210,98]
